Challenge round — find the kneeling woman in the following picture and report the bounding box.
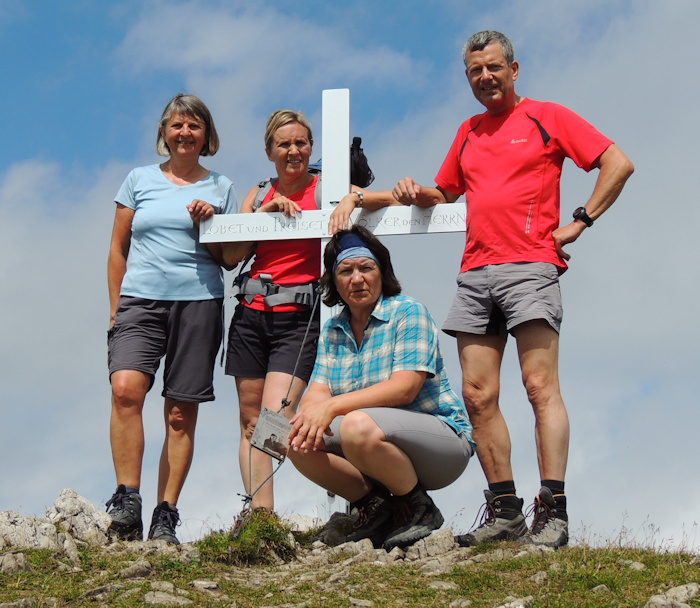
[288,226,474,550]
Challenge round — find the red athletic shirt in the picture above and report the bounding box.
[246,176,320,312]
[435,98,613,273]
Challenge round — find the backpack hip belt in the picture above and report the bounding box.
[231,273,318,307]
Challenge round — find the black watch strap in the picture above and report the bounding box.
[573,206,594,227]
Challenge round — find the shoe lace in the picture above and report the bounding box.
[155,506,180,531]
[352,499,378,530]
[106,491,135,513]
[392,498,412,528]
[105,491,123,512]
[525,495,553,536]
[468,500,497,532]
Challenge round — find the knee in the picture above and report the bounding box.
[461,380,498,418]
[240,415,259,441]
[339,411,383,450]
[522,370,558,410]
[167,402,198,433]
[111,375,147,410]
[238,399,262,441]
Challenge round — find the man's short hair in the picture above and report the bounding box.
[462,30,515,68]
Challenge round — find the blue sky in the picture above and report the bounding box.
[1,0,699,548]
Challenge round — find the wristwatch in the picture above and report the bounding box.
[573,206,594,227]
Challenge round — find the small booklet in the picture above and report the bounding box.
[250,407,291,461]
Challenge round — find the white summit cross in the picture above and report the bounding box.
[200,88,466,517]
[201,88,467,312]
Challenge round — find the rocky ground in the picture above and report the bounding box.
[0,489,698,608]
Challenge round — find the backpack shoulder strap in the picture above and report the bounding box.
[253,177,277,211]
[314,174,322,208]
[255,173,322,210]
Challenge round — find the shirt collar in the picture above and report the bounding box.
[332,293,391,330]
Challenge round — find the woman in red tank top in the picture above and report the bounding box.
[222,111,358,513]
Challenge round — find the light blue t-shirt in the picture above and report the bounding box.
[115,164,237,300]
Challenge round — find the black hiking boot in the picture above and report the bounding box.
[105,485,143,541]
[345,489,394,548]
[383,485,444,551]
[148,502,181,545]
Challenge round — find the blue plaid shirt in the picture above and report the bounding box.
[311,294,474,443]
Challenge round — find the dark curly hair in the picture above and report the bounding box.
[320,225,401,307]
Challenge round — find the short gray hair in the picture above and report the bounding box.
[156,93,220,157]
[462,30,515,68]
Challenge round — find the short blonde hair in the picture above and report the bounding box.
[263,109,313,154]
[156,93,220,157]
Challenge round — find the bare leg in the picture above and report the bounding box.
[157,399,199,505]
[289,411,419,500]
[457,332,511,484]
[110,370,150,488]
[288,448,372,503]
[236,372,307,510]
[513,320,569,481]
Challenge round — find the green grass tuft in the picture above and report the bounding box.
[196,508,296,566]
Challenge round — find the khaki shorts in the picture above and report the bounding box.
[442,262,563,340]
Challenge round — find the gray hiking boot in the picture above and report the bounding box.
[148,502,181,545]
[522,487,569,548]
[383,486,444,551]
[345,489,394,548]
[456,489,527,547]
[106,485,143,541]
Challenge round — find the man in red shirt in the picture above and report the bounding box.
[393,30,634,547]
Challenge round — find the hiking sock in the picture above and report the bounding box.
[487,481,522,519]
[488,481,517,495]
[392,482,422,501]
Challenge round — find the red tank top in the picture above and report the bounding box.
[245,176,320,312]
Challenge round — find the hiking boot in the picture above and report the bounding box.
[105,485,143,541]
[383,486,444,551]
[345,489,394,548]
[148,502,181,545]
[456,490,527,547]
[522,487,569,548]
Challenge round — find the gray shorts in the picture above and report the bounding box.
[442,262,563,340]
[108,297,223,403]
[324,408,472,490]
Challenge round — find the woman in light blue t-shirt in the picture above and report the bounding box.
[105,94,237,545]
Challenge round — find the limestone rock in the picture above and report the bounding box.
[0,598,37,607]
[119,558,152,579]
[0,511,61,551]
[143,591,193,606]
[46,488,111,546]
[645,582,700,607]
[0,552,30,574]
